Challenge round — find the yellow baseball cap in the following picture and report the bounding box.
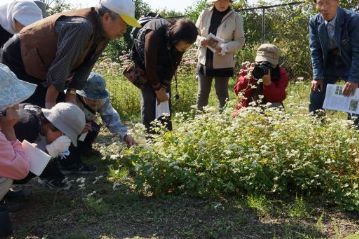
[100,0,141,28]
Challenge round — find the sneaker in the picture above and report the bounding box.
[60,163,97,175]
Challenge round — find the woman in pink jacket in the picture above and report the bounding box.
[0,63,36,237]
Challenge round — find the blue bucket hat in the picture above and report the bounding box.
[0,63,37,111]
[76,72,109,100]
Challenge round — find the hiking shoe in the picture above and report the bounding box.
[60,163,97,175]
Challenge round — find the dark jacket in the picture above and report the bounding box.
[309,8,359,82]
[132,19,183,88]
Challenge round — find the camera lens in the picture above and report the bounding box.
[252,65,265,79]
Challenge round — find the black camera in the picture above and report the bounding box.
[252,61,272,79]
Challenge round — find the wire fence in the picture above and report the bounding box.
[235,1,313,80]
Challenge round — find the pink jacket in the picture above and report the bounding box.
[0,131,30,180]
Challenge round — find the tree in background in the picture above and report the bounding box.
[38,0,70,15]
[105,0,151,61]
[185,0,207,21]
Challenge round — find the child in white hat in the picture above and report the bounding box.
[14,102,86,188]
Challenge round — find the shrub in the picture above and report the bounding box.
[117,101,359,211]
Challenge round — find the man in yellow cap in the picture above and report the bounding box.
[1,0,140,109]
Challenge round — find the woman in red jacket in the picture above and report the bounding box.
[233,44,288,115]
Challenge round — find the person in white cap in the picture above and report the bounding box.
[1,0,140,109]
[0,63,36,237]
[0,0,43,48]
[13,102,86,188]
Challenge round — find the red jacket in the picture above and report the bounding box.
[233,66,288,110]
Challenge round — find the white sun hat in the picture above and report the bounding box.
[0,63,36,112]
[41,103,86,147]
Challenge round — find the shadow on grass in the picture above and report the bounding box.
[9,132,359,239]
[11,180,330,239]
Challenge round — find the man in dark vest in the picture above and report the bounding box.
[0,0,140,109]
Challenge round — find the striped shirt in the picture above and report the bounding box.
[47,16,105,91]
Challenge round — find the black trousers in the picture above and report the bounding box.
[140,83,172,133]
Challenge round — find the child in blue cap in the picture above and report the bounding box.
[59,72,135,174]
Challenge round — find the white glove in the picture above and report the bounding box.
[46,135,71,158]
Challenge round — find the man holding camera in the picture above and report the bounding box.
[309,0,359,113]
[233,43,288,114]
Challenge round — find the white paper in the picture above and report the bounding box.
[78,132,88,142]
[21,140,51,176]
[156,93,170,119]
[323,84,359,114]
[206,33,226,55]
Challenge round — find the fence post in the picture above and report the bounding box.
[261,7,266,43]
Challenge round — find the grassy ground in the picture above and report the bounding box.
[10,148,359,238]
[9,71,359,238]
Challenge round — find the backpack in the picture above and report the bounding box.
[130,12,162,40]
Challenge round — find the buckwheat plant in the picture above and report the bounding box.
[118,102,359,211]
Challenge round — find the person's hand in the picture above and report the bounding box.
[342,82,358,96]
[82,122,92,133]
[311,79,324,92]
[0,105,20,141]
[46,135,71,158]
[124,134,136,147]
[201,39,208,47]
[155,87,169,103]
[215,46,222,54]
[45,85,59,109]
[262,70,272,86]
[0,105,20,128]
[65,90,76,105]
[45,101,56,109]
